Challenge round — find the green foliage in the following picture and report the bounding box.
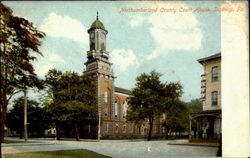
[127,70,183,140]
[6,97,49,137]
[162,98,202,138]
[0,2,45,143]
[43,69,97,140]
[186,99,202,113]
[0,2,45,92]
[162,100,188,136]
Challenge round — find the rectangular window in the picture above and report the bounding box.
[211,66,218,82]
[211,91,218,106]
[104,123,108,133]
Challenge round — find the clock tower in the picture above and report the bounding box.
[84,12,113,77]
[84,12,115,138]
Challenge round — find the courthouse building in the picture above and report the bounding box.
[189,53,221,142]
[83,14,164,139]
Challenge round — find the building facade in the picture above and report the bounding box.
[83,14,164,139]
[189,53,221,142]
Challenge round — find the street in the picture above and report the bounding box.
[2,138,218,158]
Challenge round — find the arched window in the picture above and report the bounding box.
[122,101,127,119]
[114,100,118,117]
[104,107,108,116]
[122,125,126,133]
[104,91,108,103]
[114,124,119,133]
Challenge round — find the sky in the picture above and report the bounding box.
[4,1,221,102]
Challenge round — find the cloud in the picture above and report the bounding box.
[147,11,202,60]
[32,49,65,77]
[129,16,147,27]
[128,2,202,60]
[110,49,139,72]
[40,13,88,45]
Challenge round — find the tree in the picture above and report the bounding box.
[6,97,49,138]
[185,98,202,139]
[0,2,45,147]
[162,100,188,139]
[43,69,63,140]
[186,99,202,113]
[127,71,182,141]
[162,99,202,139]
[43,70,97,141]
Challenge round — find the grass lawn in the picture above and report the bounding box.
[4,149,111,158]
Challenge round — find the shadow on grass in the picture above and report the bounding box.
[4,149,111,158]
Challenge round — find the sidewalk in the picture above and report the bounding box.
[168,139,219,147]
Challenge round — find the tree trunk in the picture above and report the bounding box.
[74,123,80,141]
[56,125,60,140]
[147,117,153,141]
[0,99,1,158]
[0,99,2,158]
[1,96,8,142]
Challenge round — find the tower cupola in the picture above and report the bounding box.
[84,12,113,79]
[87,12,108,55]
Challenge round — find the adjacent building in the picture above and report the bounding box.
[189,53,221,142]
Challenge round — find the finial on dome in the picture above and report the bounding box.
[97,11,99,20]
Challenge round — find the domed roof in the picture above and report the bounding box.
[90,12,105,30]
[91,19,105,30]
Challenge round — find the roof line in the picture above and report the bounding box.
[114,87,132,95]
[197,52,221,64]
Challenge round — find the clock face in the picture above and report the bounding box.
[90,32,94,39]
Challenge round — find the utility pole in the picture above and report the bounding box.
[98,96,101,141]
[24,89,28,142]
[97,75,101,141]
[0,14,4,158]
